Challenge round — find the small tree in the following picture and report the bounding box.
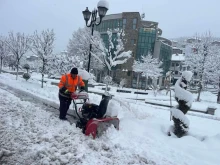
[22,64,31,81]
[23,73,31,81]
[4,32,30,79]
[31,29,55,88]
[23,64,30,73]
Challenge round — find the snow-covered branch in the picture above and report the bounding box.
[132,54,163,78]
[67,27,105,71]
[100,28,132,71]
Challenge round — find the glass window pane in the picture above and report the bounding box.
[123,18,126,24]
[133,24,136,29]
[119,20,122,26]
[133,18,137,24]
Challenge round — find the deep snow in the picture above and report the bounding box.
[0,72,220,165]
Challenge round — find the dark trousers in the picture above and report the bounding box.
[59,94,72,119]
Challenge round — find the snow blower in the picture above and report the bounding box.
[71,91,119,139]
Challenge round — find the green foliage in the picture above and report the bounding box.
[23,73,31,81]
[23,64,30,73]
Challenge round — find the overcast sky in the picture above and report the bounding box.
[0,0,219,53]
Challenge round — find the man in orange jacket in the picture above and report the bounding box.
[58,67,85,120]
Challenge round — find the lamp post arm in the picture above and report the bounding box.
[95,16,103,26]
[85,19,93,27]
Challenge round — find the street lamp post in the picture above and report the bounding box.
[82,0,109,72]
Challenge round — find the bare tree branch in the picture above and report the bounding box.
[4,32,30,79]
[30,29,55,88]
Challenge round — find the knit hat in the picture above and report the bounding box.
[71,68,78,74]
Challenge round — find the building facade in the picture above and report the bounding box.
[94,12,172,88]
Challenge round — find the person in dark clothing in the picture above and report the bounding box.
[58,68,85,120]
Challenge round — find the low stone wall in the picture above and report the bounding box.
[1,70,24,75]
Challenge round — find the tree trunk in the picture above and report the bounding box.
[16,60,19,80]
[41,74,44,88]
[197,81,202,101]
[137,73,140,90]
[145,76,148,90]
[41,61,45,88]
[217,77,220,104]
[0,56,3,74]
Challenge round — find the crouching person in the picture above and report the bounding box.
[58,67,85,120]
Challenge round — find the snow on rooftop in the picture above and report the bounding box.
[171,54,185,61]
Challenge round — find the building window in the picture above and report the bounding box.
[176,63,179,67]
[133,18,137,29]
[194,72,197,76]
[131,39,136,45]
[175,71,179,75]
[172,63,175,67]
[123,18,126,29]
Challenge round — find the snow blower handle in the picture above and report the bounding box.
[79,86,85,92]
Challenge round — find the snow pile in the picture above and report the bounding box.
[105,99,119,117]
[78,69,91,80]
[175,78,193,107]
[1,72,220,164]
[171,107,190,127]
[182,71,193,82]
[171,54,185,61]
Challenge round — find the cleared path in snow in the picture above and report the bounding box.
[0,82,77,123]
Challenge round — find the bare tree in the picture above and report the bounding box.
[0,36,10,73]
[4,32,30,79]
[31,29,55,88]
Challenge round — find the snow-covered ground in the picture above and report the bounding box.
[1,72,220,165]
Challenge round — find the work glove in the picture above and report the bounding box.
[64,89,69,94]
[60,87,68,93]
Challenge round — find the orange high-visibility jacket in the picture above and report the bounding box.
[58,73,85,93]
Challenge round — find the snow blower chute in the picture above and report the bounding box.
[71,91,119,139]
